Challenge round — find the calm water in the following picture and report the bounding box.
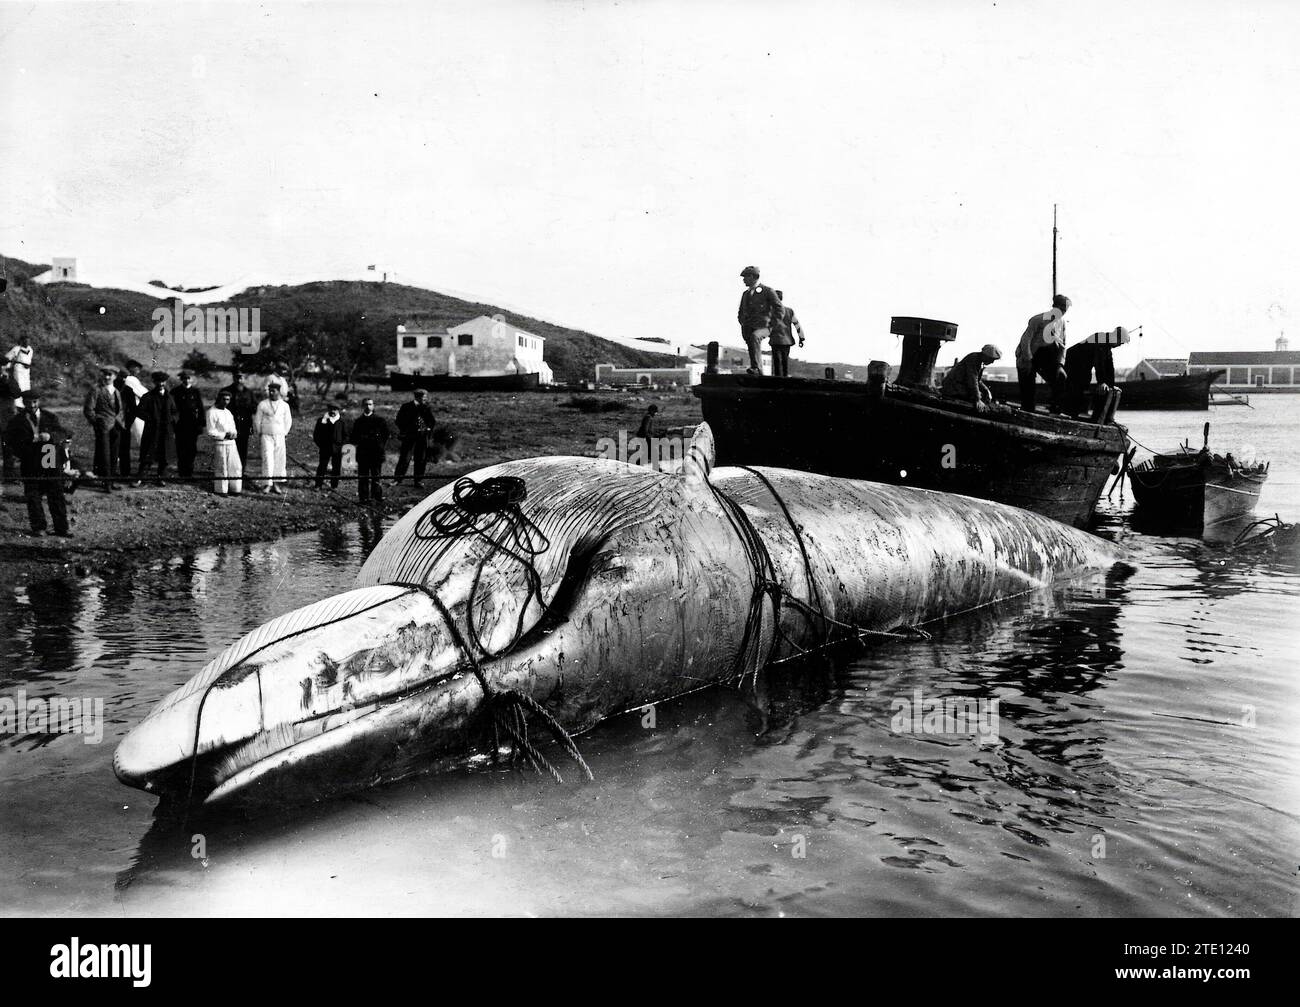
[1,399,1297,917]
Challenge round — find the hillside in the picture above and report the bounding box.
[28,276,681,385]
[0,267,117,392]
[7,260,866,384]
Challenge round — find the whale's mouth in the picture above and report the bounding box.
[113,585,481,802]
[115,536,609,807]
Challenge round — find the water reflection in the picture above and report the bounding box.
[3,515,1295,916]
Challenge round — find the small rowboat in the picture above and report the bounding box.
[1129,423,1269,529]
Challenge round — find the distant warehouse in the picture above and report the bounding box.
[595,362,704,388]
[394,314,553,384]
[1188,336,1300,391]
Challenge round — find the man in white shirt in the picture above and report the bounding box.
[1015,293,1070,412]
[206,389,243,495]
[5,336,33,408]
[252,384,292,493]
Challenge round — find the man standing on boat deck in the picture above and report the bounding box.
[737,266,783,375]
[1015,293,1070,412]
[770,291,806,378]
[1062,326,1128,417]
[942,344,1001,411]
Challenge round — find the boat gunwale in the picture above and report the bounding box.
[695,374,1128,454]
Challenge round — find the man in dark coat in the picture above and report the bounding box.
[135,371,178,486]
[737,265,783,375]
[770,290,806,378]
[220,370,258,466]
[393,388,436,488]
[350,397,390,504]
[5,388,70,536]
[313,402,349,490]
[173,370,206,481]
[1062,327,1129,417]
[941,344,1002,411]
[82,366,124,491]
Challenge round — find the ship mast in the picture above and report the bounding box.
[1051,203,1058,298]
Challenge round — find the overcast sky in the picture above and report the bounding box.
[3,0,1298,364]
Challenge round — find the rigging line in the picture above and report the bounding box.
[1056,209,1189,352]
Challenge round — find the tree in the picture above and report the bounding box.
[182,349,216,377]
[248,308,382,396]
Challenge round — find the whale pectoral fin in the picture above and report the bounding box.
[679,422,714,486]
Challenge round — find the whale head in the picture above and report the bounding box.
[114,427,728,807]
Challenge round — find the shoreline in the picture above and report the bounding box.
[1,386,701,574]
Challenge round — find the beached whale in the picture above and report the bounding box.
[114,425,1122,808]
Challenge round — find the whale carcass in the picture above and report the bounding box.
[114,425,1122,807]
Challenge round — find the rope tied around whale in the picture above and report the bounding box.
[707,467,932,688]
[406,475,593,785]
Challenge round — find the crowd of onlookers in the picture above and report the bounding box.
[2,336,451,539]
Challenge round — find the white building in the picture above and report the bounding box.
[1128,357,1188,381]
[50,257,77,282]
[394,314,553,384]
[595,362,704,387]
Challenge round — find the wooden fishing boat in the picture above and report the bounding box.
[985,369,1223,411]
[1129,424,1269,528]
[389,371,540,393]
[693,318,1129,528]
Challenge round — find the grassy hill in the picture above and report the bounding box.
[7,260,868,385]
[34,276,682,384]
[0,266,117,393]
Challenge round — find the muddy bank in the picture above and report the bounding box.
[1,386,701,571]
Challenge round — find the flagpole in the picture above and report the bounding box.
[1051,204,1058,299]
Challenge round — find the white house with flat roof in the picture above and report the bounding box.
[395,314,552,383]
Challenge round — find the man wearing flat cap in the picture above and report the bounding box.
[5,387,70,536]
[1015,293,1070,412]
[941,344,1002,412]
[737,266,783,375]
[135,371,178,486]
[83,365,124,491]
[173,370,206,482]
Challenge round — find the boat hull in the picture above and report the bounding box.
[1130,455,1267,528]
[986,370,1223,411]
[693,373,1128,527]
